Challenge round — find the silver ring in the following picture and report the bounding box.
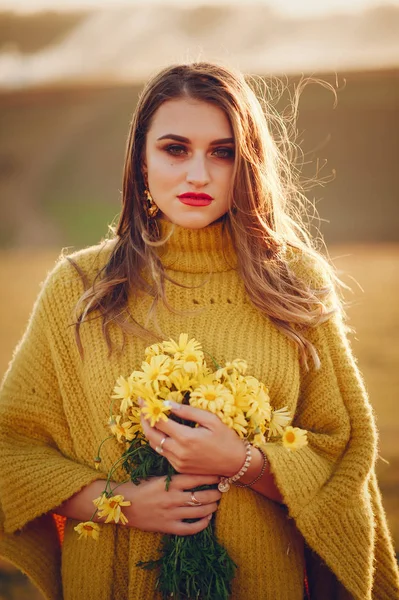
[156,436,167,454]
[185,492,202,507]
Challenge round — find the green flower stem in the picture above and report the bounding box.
[202,350,221,370]
[95,435,114,461]
[128,439,236,599]
[103,446,142,495]
[89,508,99,522]
[139,517,236,599]
[109,479,130,494]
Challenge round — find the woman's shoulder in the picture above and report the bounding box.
[282,243,342,317]
[63,237,117,280]
[283,243,335,291]
[39,238,117,305]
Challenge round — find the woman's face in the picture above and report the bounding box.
[143,97,235,229]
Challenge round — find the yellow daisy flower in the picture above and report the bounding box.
[162,335,205,375]
[235,359,248,374]
[162,333,203,358]
[93,494,131,525]
[165,390,184,404]
[74,521,100,541]
[93,493,106,508]
[250,409,272,436]
[132,355,171,393]
[215,366,237,384]
[282,426,308,450]
[231,379,253,412]
[181,357,203,374]
[215,359,248,381]
[219,410,248,437]
[218,398,236,418]
[168,368,196,392]
[144,342,164,361]
[112,375,134,414]
[109,415,138,443]
[247,389,272,423]
[256,383,271,411]
[252,431,266,447]
[127,406,142,429]
[141,398,170,427]
[127,378,153,403]
[268,406,291,438]
[157,385,174,400]
[195,367,215,386]
[190,384,234,414]
[242,375,262,394]
[224,359,248,376]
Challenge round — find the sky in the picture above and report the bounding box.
[1,0,399,19]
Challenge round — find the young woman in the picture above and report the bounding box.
[0,62,398,600]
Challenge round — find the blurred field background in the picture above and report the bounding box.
[0,2,398,598]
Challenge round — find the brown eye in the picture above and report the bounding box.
[212,147,235,159]
[165,144,187,156]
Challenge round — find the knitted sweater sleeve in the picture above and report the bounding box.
[262,259,399,599]
[0,258,105,535]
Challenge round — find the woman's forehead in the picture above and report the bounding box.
[147,98,233,142]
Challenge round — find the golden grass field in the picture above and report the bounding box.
[0,245,398,597]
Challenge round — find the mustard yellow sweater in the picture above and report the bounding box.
[0,219,398,600]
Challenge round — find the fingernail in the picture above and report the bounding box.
[207,514,213,520]
[163,400,180,410]
[137,397,143,406]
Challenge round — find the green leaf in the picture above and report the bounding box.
[124,435,236,599]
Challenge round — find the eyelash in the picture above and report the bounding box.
[163,144,235,159]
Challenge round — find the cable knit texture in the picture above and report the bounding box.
[0,218,398,600]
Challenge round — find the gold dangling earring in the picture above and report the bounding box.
[143,186,159,218]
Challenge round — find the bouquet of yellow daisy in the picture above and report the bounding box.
[75,334,307,599]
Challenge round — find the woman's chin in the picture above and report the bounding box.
[157,208,228,230]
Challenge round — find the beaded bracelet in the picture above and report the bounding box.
[218,441,252,493]
[234,446,268,489]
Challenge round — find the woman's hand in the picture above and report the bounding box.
[55,474,222,536]
[118,474,221,535]
[140,400,246,477]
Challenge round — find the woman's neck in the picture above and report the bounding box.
[155,218,237,274]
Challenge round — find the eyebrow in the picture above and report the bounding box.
[156,134,234,145]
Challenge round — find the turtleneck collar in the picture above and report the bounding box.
[155,217,237,273]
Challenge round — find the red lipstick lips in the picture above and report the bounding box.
[177,192,213,206]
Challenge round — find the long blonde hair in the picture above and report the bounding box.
[70,62,343,370]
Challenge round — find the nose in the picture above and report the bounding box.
[186,152,210,187]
